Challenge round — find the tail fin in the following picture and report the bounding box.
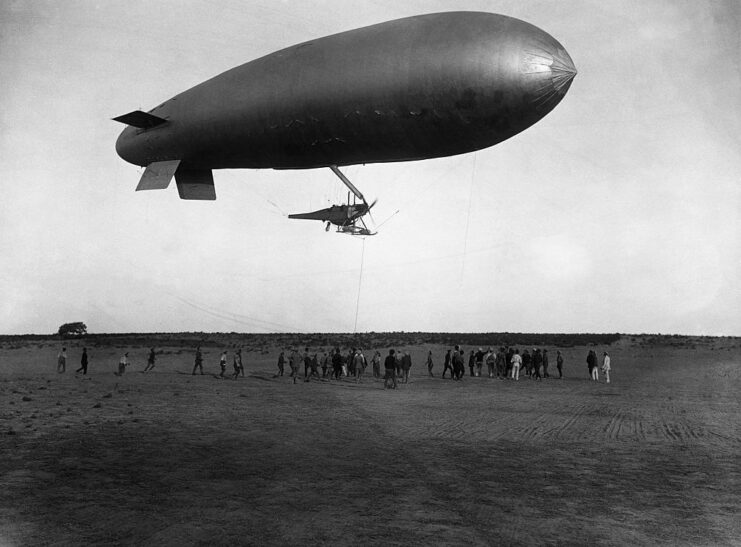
[134,161,215,200]
[136,160,180,191]
[113,110,167,129]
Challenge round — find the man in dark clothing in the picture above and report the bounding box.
[452,347,465,380]
[232,349,243,380]
[307,353,321,381]
[442,349,453,379]
[277,351,285,376]
[332,348,344,380]
[556,350,564,378]
[144,347,156,372]
[506,347,515,377]
[192,346,204,375]
[475,348,485,377]
[76,348,88,375]
[587,350,598,380]
[532,349,543,380]
[384,349,397,389]
[468,350,476,377]
[426,351,434,377]
[522,349,532,377]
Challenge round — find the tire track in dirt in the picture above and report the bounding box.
[603,406,625,440]
[516,412,553,442]
[536,403,587,441]
[551,402,589,441]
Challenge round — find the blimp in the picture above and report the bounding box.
[114,11,576,221]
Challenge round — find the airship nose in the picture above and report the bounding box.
[115,126,145,166]
[520,33,577,112]
[550,47,577,92]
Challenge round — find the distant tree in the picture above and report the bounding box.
[58,322,88,338]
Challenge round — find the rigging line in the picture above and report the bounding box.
[353,238,366,333]
[461,152,477,283]
[163,290,304,333]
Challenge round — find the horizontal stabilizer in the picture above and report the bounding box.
[113,110,168,129]
[288,211,328,221]
[176,168,215,200]
[136,160,181,191]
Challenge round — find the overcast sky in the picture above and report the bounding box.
[1,0,739,335]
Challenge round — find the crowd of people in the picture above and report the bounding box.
[54,344,613,385]
[267,345,613,388]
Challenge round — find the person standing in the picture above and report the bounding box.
[371,351,381,379]
[426,351,434,377]
[289,348,300,383]
[353,349,366,383]
[511,349,522,381]
[468,350,476,377]
[144,347,156,372]
[453,347,465,380]
[219,350,228,378]
[76,347,88,375]
[232,349,243,379]
[484,348,495,378]
[383,349,397,389]
[307,353,321,382]
[401,351,412,384]
[57,347,67,373]
[117,352,129,376]
[602,352,611,383]
[277,351,285,376]
[556,350,564,379]
[321,352,329,378]
[532,349,543,380]
[475,347,485,377]
[192,346,204,375]
[506,346,515,378]
[522,349,531,377]
[542,349,550,378]
[342,350,349,377]
[496,347,506,379]
[331,347,343,380]
[303,347,312,379]
[442,349,453,379]
[587,350,598,381]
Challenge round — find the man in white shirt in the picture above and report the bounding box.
[117,352,129,376]
[601,352,611,384]
[511,350,522,381]
[57,347,67,373]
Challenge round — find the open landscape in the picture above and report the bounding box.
[1,333,739,546]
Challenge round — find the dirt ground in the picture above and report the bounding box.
[1,337,739,546]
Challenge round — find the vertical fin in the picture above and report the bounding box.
[175,168,216,200]
[136,160,181,191]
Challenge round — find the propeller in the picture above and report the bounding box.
[365,198,378,225]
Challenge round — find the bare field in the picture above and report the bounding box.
[1,338,740,546]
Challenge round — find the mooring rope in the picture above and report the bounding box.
[354,237,366,333]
